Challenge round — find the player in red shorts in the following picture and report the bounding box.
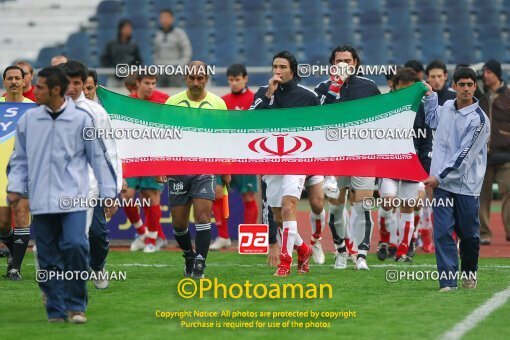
[124,73,170,252]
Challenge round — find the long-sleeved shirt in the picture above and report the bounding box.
[424,92,490,196]
[7,98,118,214]
[74,92,123,199]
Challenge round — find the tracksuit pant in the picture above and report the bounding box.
[32,211,89,319]
[433,188,480,288]
[88,205,109,272]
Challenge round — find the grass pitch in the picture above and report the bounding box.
[2,251,510,339]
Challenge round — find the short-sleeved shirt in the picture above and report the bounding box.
[165,90,227,110]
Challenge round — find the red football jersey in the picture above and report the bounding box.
[130,89,169,103]
[221,88,254,110]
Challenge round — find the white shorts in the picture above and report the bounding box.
[337,176,376,190]
[263,175,324,208]
[379,178,420,200]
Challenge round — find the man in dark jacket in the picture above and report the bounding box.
[479,59,510,244]
[251,51,324,277]
[425,60,457,105]
[314,45,380,271]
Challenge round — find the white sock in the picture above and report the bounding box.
[330,203,348,240]
[378,206,397,245]
[348,204,357,251]
[310,209,326,244]
[134,219,144,229]
[281,221,298,256]
[353,202,373,256]
[422,206,433,230]
[398,212,415,249]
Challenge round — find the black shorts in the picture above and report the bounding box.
[167,175,215,207]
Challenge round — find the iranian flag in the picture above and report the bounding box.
[97,82,428,181]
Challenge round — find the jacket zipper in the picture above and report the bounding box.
[48,120,55,211]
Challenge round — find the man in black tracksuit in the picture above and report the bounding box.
[250,51,323,276]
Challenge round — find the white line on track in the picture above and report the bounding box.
[440,285,510,340]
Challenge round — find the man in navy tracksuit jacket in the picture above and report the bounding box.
[423,67,490,291]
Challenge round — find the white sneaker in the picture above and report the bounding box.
[323,176,340,199]
[155,237,168,251]
[91,269,109,289]
[209,237,232,250]
[143,243,156,253]
[311,240,325,264]
[348,253,358,263]
[334,252,348,269]
[355,257,369,270]
[130,234,146,251]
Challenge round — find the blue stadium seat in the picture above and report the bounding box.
[153,0,175,13]
[302,41,329,65]
[36,46,65,68]
[239,0,264,11]
[124,0,151,16]
[130,15,152,30]
[65,32,93,66]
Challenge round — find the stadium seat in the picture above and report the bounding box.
[36,46,65,68]
[153,0,176,13]
[65,32,94,66]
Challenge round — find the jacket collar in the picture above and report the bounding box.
[37,97,76,121]
[279,78,298,92]
[454,96,480,116]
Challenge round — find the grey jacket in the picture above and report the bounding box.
[424,92,490,196]
[153,26,192,66]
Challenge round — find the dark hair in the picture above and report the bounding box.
[425,60,447,75]
[384,65,402,81]
[38,66,69,97]
[3,65,25,80]
[329,45,361,67]
[394,67,419,86]
[453,67,477,83]
[160,9,174,16]
[226,64,248,77]
[404,59,424,73]
[62,60,88,82]
[117,19,133,41]
[272,51,299,81]
[13,60,33,75]
[87,69,98,85]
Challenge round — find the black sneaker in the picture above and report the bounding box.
[191,257,206,279]
[183,251,196,277]
[376,242,388,261]
[5,268,22,281]
[388,245,397,258]
[407,239,416,258]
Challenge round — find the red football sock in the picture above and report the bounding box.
[213,198,229,238]
[243,199,258,225]
[124,206,146,235]
[143,206,161,243]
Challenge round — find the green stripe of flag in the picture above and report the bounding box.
[97,82,426,130]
